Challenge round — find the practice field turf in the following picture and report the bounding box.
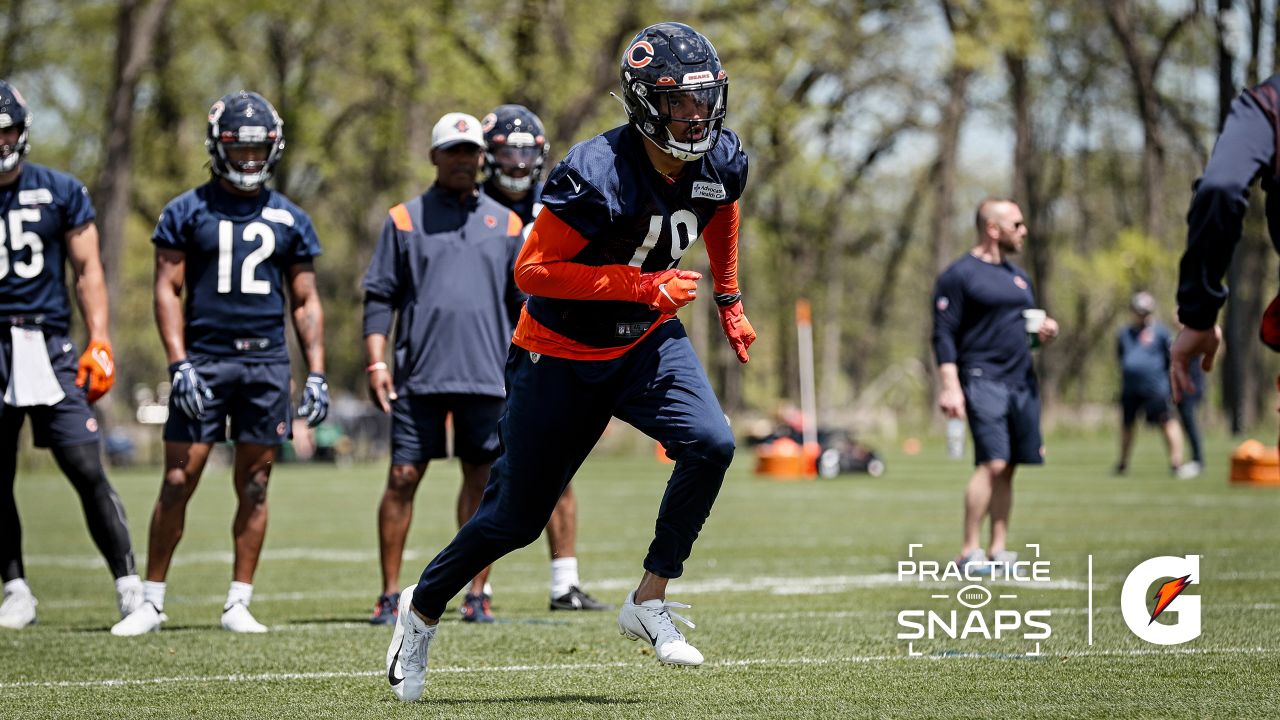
[2,433,1277,719]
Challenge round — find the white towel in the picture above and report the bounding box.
[4,326,66,407]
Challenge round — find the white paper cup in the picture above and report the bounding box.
[1023,308,1046,334]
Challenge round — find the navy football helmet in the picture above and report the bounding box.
[0,80,32,173]
[481,104,549,194]
[619,22,727,162]
[206,91,285,191]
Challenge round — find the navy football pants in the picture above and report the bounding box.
[412,320,735,619]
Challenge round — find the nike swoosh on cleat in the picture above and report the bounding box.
[388,639,405,686]
[636,617,658,645]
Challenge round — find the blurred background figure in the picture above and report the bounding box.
[1114,291,1194,478]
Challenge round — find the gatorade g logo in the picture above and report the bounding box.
[1121,555,1201,645]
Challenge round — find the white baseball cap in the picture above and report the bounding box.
[432,112,485,150]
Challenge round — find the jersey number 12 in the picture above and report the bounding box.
[217,220,275,295]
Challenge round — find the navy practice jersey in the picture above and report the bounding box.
[152,181,321,361]
[932,253,1037,385]
[0,163,95,334]
[482,179,543,226]
[526,124,748,347]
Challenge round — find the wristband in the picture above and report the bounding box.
[366,361,388,373]
[714,292,742,307]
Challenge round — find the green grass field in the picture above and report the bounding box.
[2,432,1277,719]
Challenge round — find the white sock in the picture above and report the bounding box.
[226,581,253,608]
[3,578,32,597]
[115,574,142,593]
[143,580,166,610]
[550,557,579,598]
[482,582,493,597]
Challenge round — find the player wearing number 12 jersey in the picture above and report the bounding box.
[386,23,757,700]
[113,91,328,637]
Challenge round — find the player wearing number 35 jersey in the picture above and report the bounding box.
[0,79,141,631]
[113,91,328,637]
[386,23,756,701]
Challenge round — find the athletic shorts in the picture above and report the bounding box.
[1121,390,1173,426]
[163,356,292,445]
[963,376,1044,466]
[390,394,504,465]
[0,330,100,448]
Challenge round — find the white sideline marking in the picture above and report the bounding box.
[1,647,1274,690]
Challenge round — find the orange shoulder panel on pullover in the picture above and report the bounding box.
[389,203,413,232]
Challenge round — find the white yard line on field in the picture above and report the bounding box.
[1,646,1274,690]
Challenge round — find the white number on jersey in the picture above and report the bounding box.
[216,219,276,295]
[0,208,45,280]
[627,209,699,269]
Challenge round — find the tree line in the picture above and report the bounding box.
[4,0,1278,436]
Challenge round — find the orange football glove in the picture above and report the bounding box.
[638,269,701,313]
[717,300,757,364]
[75,339,115,403]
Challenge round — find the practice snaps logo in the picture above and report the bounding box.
[896,543,1053,656]
[1121,555,1201,646]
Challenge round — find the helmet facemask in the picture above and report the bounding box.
[490,141,542,193]
[634,82,726,162]
[0,82,32,174]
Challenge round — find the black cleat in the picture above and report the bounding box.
[370,592,399,626]
[550,585,612,611]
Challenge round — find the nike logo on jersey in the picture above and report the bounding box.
[388,639,405,686]
[568,176,582,194]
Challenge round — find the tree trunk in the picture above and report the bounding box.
[95,0,174,322]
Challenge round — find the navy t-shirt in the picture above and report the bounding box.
[0,163,96,334]
[526,124,749,347]
[932,253,1037,385]
[1117,321,1172,397]
[152,181,321,361]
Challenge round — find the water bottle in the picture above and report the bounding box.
[946,417,966,459]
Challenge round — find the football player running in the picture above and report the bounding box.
[478,103,608,614]
[113,91,328,636]
[386,23,755,701]
[0,79,142,629]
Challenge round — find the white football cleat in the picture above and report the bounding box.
[111,601,166,636]
[386,585,437,701]
[116,575,144,619]
[0,587,37,629]
[221,602,268,633]
[618,591,704,666]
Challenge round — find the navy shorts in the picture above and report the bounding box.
[963,376,1043,466]
[163,356,292,445]
[391,394,505,465]
[0,331,100,448]
[1121,390,1172,426]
